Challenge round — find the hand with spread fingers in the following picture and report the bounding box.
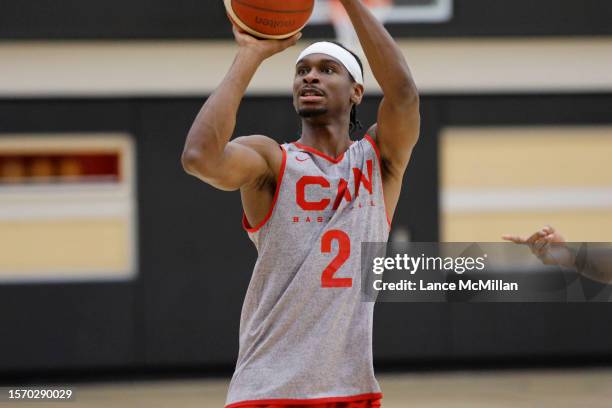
[232,25,302,61]
[502,225,575,268]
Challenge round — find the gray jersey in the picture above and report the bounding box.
[226,135,390,407]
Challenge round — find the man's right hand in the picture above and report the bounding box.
[232,26,302,61]
[502,225,575,268]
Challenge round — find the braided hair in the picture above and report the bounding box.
[329,41,364,135]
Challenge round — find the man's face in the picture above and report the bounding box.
[293,53,361,120]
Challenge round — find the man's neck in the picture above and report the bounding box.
[298,121,352,158]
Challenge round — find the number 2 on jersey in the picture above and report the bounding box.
[320,229,352,288]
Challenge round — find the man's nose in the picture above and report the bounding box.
[303,70,320,83]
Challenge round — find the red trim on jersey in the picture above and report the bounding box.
[230,399,381,408]
[242,144,287,233]
[225,392,383,408]
[364,134,392,228]
[292,141,355,164]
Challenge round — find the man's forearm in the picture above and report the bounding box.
[182,49,263,166]
[339,0,417,101]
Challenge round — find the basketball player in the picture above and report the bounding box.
[182,0,419,406]
[503,226,612,284]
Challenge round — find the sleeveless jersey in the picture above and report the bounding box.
[225,135,391,408]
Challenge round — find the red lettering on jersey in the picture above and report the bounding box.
[317,216,324,223]
[296,162,375,211]
[353,160,373,197]
[332,178,352,210]
[293,217,300,223]
[306,217,312,222]
[296,176,331,211]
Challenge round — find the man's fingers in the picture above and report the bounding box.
[502,235,527,244]
[281,32,302,48]
[534,237,548,252]
[232,25,252,41]
[525,232,539,244]
[232,25,245,36]
[526,230,546,244]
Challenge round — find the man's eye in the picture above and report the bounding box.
[297,68,308,75]
[324,67,334,74]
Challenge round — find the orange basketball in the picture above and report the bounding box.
[224,0,314,39]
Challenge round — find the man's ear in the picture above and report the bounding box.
[351,83,364,105]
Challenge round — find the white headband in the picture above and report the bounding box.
[296,42,364,85]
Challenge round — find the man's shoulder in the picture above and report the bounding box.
[233,134,280,150]
[232,135,284,174]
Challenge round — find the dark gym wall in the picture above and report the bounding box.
[2,0,612,39]
[1,94,612,377]
[0,101,139,372]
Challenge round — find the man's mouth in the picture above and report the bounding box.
[300,96,324,103]
[299,87,325,103]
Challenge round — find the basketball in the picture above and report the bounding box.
[223,0,314,39]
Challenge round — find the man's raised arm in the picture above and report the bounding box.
[181,27,300,191]
[340,0,420,177]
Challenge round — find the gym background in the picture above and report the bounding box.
[1,0,612,397]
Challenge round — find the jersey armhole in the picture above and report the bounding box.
[364,134,393,229]
[242,144,287,233]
